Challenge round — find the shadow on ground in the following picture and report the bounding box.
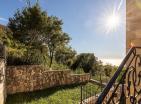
[6,83,85,104]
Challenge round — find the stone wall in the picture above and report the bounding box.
[6,65,90,94]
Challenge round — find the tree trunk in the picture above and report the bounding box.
[49,51,54,68]
[49,56,53,68]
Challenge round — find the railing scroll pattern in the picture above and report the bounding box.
[96,47,141,104]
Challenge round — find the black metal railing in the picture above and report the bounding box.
[95,47,141,104]
[80,82,103,104]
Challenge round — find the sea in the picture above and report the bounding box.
[99,58,123,66]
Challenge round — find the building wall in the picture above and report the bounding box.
[0,59,6,104]
[0,44,6,104]
[6,65,90,94]
[126,0,141,52]
[126,1,141,103]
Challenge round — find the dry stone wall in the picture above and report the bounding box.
[6,65,90,94]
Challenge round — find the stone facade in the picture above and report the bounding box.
[0,44,6,104]
[126,0,141,52]
[6,65,90,94]
[0,59,6,104]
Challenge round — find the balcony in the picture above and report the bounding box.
[80,47,141,104]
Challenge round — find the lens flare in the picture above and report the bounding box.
[98,0,124,34]
[105,12,121,33]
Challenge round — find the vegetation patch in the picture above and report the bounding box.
[6,83,100,104]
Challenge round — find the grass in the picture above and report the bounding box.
[71,68,85,74]
[91,74,110,83]
[6,83,101,104]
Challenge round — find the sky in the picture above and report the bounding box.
[0,0,126,65]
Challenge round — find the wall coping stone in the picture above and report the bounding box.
[71,73,90,76]
[7,65,70,72]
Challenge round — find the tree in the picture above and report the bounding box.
[0,25,13,46]
[104,64,113,77]
[42,16,70,68]
[71,53,97,73]
[55,46,76,67]
[7,4,49,65]
[8,4,47,45]
[8,4,71,67]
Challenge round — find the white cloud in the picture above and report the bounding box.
[0,17,8,22]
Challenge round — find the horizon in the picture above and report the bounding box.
[99,58,122,66]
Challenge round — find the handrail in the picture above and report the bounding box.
[95,47,141,104]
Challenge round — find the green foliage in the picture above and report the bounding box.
[71,53,97,73]
[55,46,76,67]
[0,25,28,65]
[91,61,118,83]
[7,4,48,65]
[6,41,27,65]
[6,83,100,104]
[104,64,113,77]
[7,3,71,67]
[42,16,71,67]
[0,28,13,46]
[8,4,47,44]
[95,60,104,74]
[72,68,85,74]
[24,47,48,65]
[50,61,69,70]
[116,67,126,83]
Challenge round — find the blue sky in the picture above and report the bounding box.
[0,0,125,60]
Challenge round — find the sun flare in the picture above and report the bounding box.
[98,0,124,34]
[105,12,121,33]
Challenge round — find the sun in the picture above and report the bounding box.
[105,12,121,33]
[99,11,122,34]
[97,0,124,34]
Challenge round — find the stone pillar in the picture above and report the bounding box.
[0,44,6,104]
[126,0,141,52]
[126,1,141,103]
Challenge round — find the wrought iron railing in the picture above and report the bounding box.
[96,47,141,104]
[80,82,103,104]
